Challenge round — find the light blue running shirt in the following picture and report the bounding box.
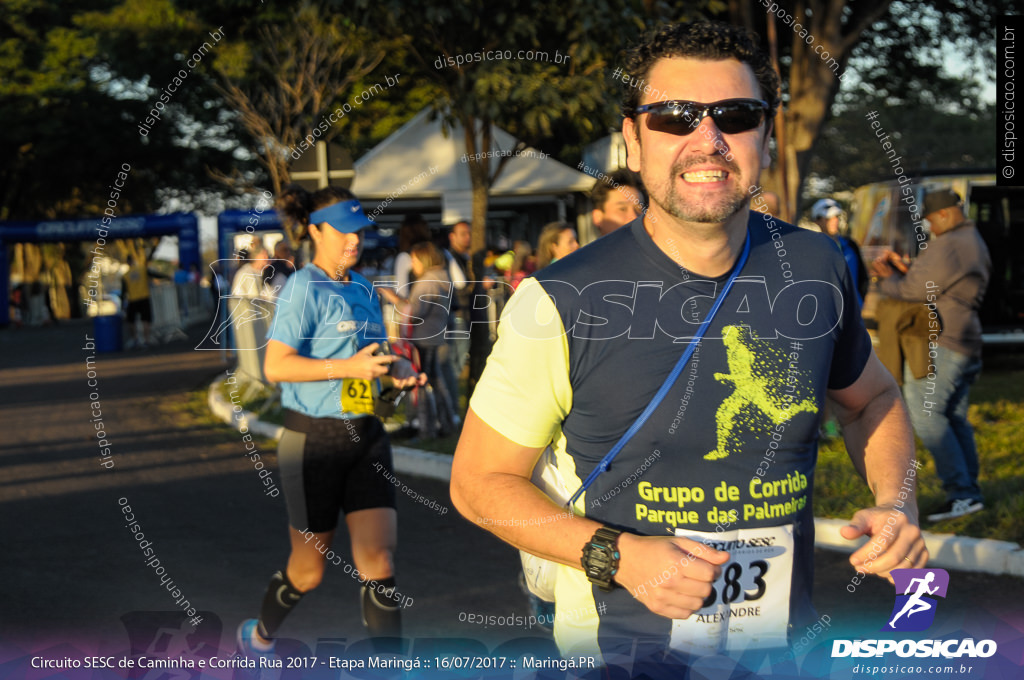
[267,264,386,419]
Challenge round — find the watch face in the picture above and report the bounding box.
[582,529,620,590]
[586,544,612,577]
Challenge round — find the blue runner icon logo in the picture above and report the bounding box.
[882,568,949,632]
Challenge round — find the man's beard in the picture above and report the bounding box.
[650,157,749,224]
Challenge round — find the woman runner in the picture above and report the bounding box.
[236,185,424,656]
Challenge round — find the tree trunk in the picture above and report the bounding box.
[463,115,492,253]
[749,0,893,220]
[471,181,490,254]
[782,0,892,213]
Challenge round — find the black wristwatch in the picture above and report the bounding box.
[581,527,622,592]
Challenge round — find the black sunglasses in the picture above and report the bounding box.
[633,98,770,135]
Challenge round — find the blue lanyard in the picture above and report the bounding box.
[567,231,752,508]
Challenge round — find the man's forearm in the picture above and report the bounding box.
[840,382,918,512]
[879,248,939,302]
[452,469,604,569]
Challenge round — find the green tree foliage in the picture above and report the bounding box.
[718,0,1008,214]
[363,0,653,250]
[0,0,248,221]
[172,0,440,242]
[2,0,1005,240]
[207,4,385,205]
[808,0,1000,192]
[810,87,996,194]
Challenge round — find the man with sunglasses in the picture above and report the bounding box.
[452,20,924,675]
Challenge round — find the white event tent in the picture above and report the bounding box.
[350,107,597,243]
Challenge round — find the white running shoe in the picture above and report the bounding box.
[926,498,983,522]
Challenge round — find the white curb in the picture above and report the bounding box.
[207,376,284,440]
[391,444,453,480]
[814,517,1024,576]
[208,376,452,481]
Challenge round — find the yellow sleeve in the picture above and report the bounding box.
[469,277,573,448]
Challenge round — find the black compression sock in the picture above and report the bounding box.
[361,577,402,638]
[257,570,305,639]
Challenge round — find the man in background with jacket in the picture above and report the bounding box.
[873,189,992,521]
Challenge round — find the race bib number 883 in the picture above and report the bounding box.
[671,524,794,654]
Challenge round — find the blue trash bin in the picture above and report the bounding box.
[94,314,123,353]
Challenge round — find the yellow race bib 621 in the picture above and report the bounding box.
[341,378,375,415]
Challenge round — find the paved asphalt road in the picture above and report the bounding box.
[1,318,1021,678]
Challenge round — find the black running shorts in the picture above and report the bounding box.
[126,298,153,323]
[277,412,396,533]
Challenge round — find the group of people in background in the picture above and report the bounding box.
[227,237,297,302]
[8,281,58,328]
[768,188,991,523]
[332,168,645,441]
[771,189,991,523]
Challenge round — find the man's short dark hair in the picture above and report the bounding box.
[448,220,470,236]
[621,21,781,119]
[591,169,641,211]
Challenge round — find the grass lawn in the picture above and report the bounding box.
[814,347,1024,544]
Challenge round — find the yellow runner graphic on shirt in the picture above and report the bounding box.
[705,325,817,460]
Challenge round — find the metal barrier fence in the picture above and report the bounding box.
[111,281,214,345]
[150,282,187,342]
[148,281,213,342]
[227,296,274,391]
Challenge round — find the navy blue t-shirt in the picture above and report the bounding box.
[472,211,872,656]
